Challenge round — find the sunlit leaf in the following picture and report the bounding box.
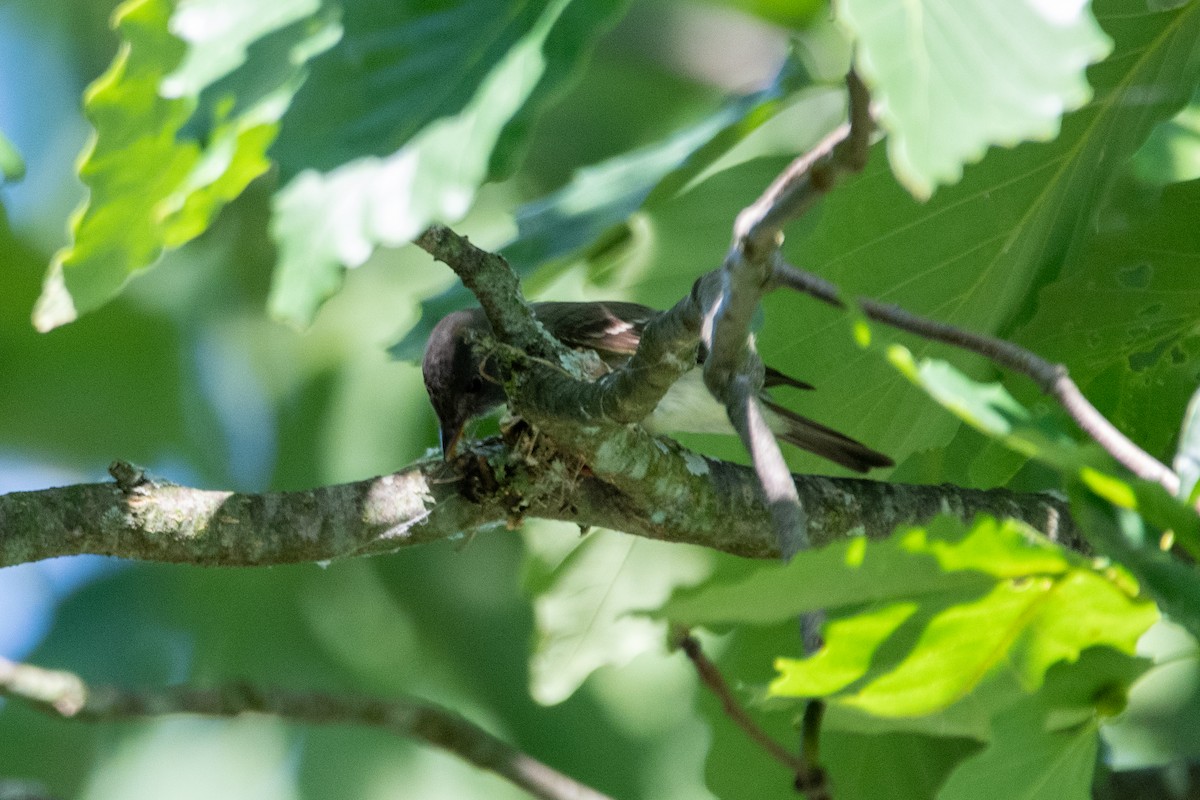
[839,0,1112,198]
[267,0,626,327]
[32,0,338,331]
[663,516,1155,719]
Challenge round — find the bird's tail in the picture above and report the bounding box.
[764,400,893,473]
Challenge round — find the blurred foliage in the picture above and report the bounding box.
[2,0,1200,799]
[0,129,24,184]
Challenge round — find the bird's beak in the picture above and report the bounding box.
[440,422,466,458]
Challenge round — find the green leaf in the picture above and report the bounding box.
[270,0,627,178]
[0,129,24,184]
[523,524,712,704]
[663,516,1070,626]
[823,731,982,800]
[839,0,1112,198]
[710,0,826,30]
[695,621,814,800]
[507,60,813,274]
[941,710,1097,800]
[267,0,625,327]
[1017,178,1200,461]
[663,516,1156,720]
[692,622,984,800]
[936,648,1145,800]
[885,345,1098,474]
[32,0,338,331]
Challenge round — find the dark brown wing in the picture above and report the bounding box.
[532,301,659,364]
[534,301,819,389]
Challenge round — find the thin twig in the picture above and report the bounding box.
[770,260,1182,495]
[735,70,875,257]
[797,701,829,800]
[675,633,811,779]
[0,657,614,800]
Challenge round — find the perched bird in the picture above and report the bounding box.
[422,301,892,472]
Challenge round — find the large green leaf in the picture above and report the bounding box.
[626,0,1200,477]
[663,516,1156,725]
[1016,178,1200,460]
[839,0,1112,198]
[33,0,339,331]
[267,0,626,327]
[270,0,626,178]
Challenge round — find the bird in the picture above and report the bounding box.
[421,301,892,472]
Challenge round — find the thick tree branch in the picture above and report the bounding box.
[0,441,1077,568]
[0,657,613,800]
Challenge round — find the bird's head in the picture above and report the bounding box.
[421,310,506,456]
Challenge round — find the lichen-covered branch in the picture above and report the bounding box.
[415,226,561,361]
[0,459,485,567]
[0,438,1078,570]
[0,657,614,800]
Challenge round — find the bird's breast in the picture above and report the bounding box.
[643,369,761,435]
